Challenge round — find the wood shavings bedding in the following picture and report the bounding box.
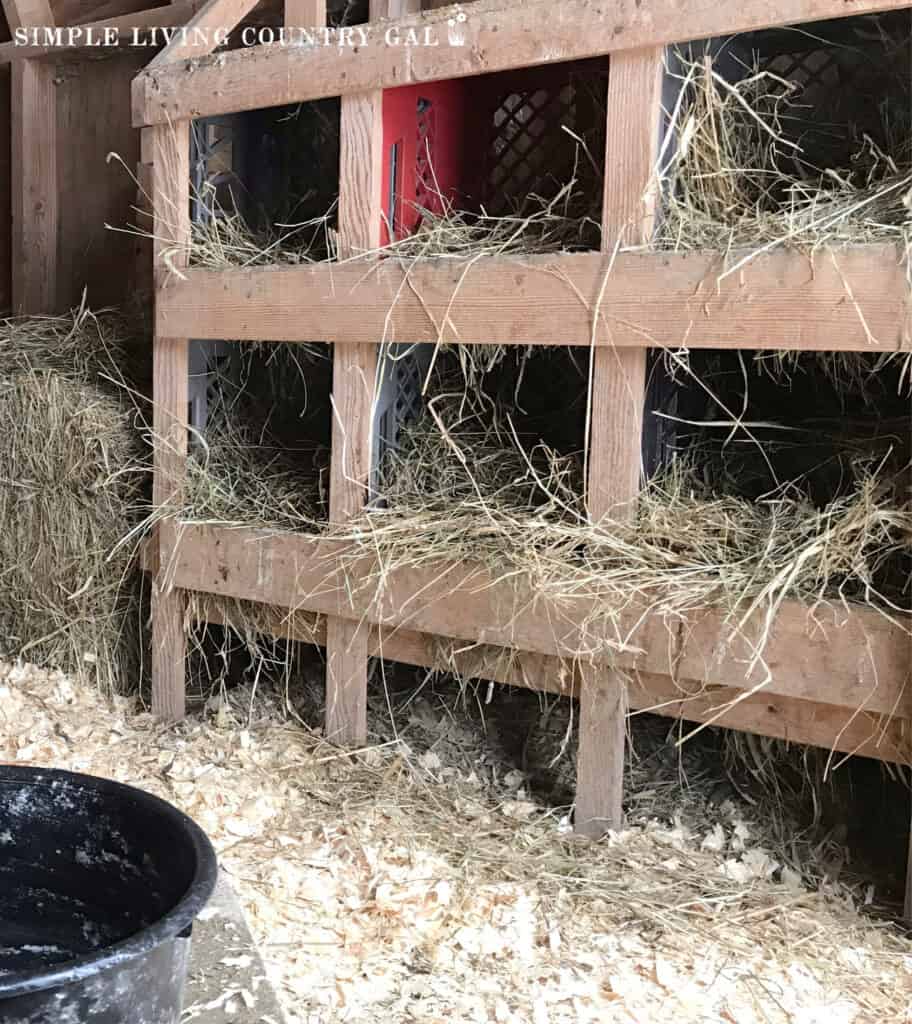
[1,659,910,1024]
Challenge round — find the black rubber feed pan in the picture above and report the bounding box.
[0,766,217,1023]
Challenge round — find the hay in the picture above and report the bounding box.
[344,397,910,630]
[161,342,330,532]
[172,347,909,686]
[656,39,912,258]
[5,661,912,1022]
[188,207,339,269]
[0,308,149,694]
[185,176,600,271]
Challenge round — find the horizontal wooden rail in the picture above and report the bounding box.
[132,0,912,126]
[197,584,912,763]
[156,245,912,352]
[166,523,912,720]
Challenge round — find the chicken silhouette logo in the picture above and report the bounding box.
[446,6,467,46]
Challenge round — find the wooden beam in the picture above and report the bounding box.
[149,121,191,722]
[370,0,419,16]
[132,0,912,125]
[11,58,56,314]
[164,524,912,721]
[285,0,325,25]
[0,0,207,61]
[196,599,912,764]
[324,88,384,746]
[155,245,912,353]
[146,0,261,68]
[576,46,665,838]
[2,0,53,30]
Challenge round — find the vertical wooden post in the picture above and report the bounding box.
[373,0,420,16]
[284,0,325,24]
[1,0,54,33]
[905,806,912,921]
[148,121,191,722]
[575,47,665,838]
[11,57,57,315]
[324,88,383,745]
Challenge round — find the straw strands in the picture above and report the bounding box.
[655,43,912,258]
[4,661,911,1023]
[0,308,149,694]
[342,398,910,627]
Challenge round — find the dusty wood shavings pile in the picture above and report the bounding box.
[2,659,910,1024]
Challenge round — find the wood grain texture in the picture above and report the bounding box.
[325,88,384,746]
[155,245,912,352]
[164,524,912,721]
[52,0,162,27]
[577,46,665,838]
[3,0,54,30]
[0,66,11,312]
[133,157,153,299]
[906,802,912,920]
[55,51,146,310]
[589,46,664,519]
[370,0,419,17]
[194,601,912,765]
[285,0,324,25]
[0,0,206,60]
[337,91,383,259]
[151,577,186,722]
[147,0,259,67]
[11,58,56,314]
[150,119,190,722]
[132,0,912,125]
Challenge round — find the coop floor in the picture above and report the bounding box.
[3,659,911,1023]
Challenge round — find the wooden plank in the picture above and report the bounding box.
[285,0,324,24]
[0,0,207,61]
[155,245,912,353]
[336,90,383,259]
[906,799,912,921]
[324,89,383,746]
[193,600,912,764]
[55,51,146,310]
[11,58,56,314]
[370,0,418,17]
[146,0,260,68]
[576,46,665,838]
[165,524,912,721]
[131,0,912,125]
[625,671,912,765]
[150,119,190,722]
[0,65,11,312]
[133,157,154,299]
[52,0,160,27]
[2,0,53,30]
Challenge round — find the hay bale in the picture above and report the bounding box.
[0,309,149,694]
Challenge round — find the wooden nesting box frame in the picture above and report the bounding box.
[0,0,219,315]
[134,0,912,914]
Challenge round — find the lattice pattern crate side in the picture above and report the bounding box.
[188,115,254,438]
[474,62,608,221]
[751,18,911,171]
[371,344,432,496]
[381,80,470,243]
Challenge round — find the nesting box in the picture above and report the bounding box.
[372,61,611,486]
[379,60,610,242]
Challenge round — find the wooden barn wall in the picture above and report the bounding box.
[54,51,145,311]
[0,65,10,314]
[51,0,167,26]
